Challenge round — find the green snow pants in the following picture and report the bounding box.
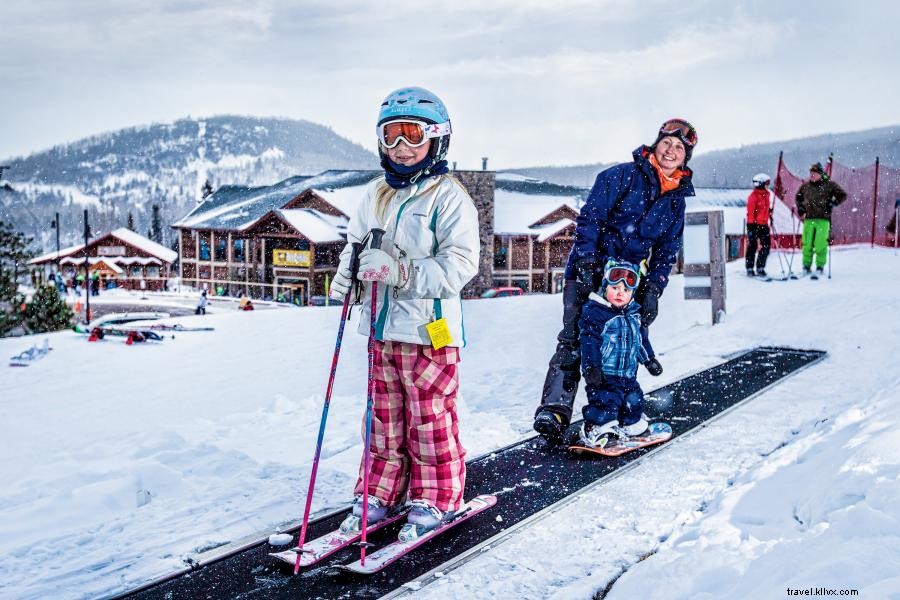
[802,218,831,269]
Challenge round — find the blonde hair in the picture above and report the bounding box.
[373,173,462,224]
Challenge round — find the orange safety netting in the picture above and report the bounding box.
[774,158,900,246]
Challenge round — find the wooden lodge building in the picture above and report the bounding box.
[29,228,177,291]
[172,170,589,303]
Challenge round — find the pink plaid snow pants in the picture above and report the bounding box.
[353,340,466,512]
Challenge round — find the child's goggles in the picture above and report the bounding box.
[605,266,640,290]
[659,118,698,147]
[376,119,452,148]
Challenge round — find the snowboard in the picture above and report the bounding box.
[338,494,498,575]
[569,422,673,457]
[269,509,408,569]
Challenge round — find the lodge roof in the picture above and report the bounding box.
[30,228,177,265]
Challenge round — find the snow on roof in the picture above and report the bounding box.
[534,218,576,242]
[109,228,177,263]
[494,189,580,235]
[29,242,87,264]
[313,183,370,217]
[271,209,345,243]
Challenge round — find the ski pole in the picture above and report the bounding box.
[293,241,363,575]
[360,227,385,566]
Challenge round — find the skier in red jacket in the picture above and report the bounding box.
[745,173,773,277]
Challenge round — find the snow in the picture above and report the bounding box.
[494,189,580,234]
[267,209,344,242]
[1,246,898,599]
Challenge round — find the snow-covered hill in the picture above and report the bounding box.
[506,123,900,189]
[0,115,378,249]
[1,247,898,599]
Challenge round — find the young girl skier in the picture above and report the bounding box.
[328,87,480,541]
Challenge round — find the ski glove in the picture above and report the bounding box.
[357,248,413,289]
[640,282,662,327]
[574,256,599,288]
[329,254,354,301]
[643,357,663,376]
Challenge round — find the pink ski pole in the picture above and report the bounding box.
[292,242,362,574]
[359,227,385,565]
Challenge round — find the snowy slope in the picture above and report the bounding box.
[1,246,898,599]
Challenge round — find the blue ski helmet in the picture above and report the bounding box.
[377,87,451,163]
[601,259,641,294]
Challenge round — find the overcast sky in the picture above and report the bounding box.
[2,0,898,169]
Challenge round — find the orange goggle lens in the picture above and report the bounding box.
[381,121,427,147]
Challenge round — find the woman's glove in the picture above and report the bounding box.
[639,282,662,327]
[358,247,413,289]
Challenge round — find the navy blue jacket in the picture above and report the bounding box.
[564,146,695,290]
[580,294,653,379]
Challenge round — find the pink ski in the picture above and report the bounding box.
[270,510,407,568]
[338,494,497,575]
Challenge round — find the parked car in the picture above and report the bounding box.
[480,286,524,299]
[307,295,330,306]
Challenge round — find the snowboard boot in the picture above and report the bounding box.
[620,414,649,437]
[802,266,811,277]
[339,495,389,535]
[746,268,756,277]
[643,357,663,376]
[533,409,567,442]
[398,500,446,543]
[578,420,620,448]
[756,268,767,278]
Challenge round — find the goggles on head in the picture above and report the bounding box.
[659,118,698,148]
[376,119,452,149]
[605,266,640,290]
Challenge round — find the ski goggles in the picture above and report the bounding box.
[658,118,698,147]
[605,266,640,290]
[376,119,451,148]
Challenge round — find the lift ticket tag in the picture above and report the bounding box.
[425,318,453,350]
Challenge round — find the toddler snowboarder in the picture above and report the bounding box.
[576,259,653,447]
[195,290,208,315]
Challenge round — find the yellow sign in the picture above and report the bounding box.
[272,249,311,267]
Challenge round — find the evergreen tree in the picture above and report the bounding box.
[23,284,73,333]
[149,204,163,243]
[202,179,214,199]
[127,212,136,231]
[0,221,35,336]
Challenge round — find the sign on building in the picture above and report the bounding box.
[273,249,311,267]
[98,246,126,256]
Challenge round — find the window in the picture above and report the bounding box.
[199,234,211,260]
[147,266,160,278]
[215,236,228,262]
[233,239,245,263]
[130,266,142,278]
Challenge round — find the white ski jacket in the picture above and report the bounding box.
[345,175,480,347]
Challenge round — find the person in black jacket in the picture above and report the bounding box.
[533,119,697,442]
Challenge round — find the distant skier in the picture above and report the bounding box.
[328,87,479,542]
[745,173,773,277]
[195,290,208,315]
[533,118,698,442]
[795,162,846,277]
[575,260,653,447]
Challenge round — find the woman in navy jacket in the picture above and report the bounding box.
[533,119,698,442]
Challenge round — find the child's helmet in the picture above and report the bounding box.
[377,87,451,164]
[601,259,641,293]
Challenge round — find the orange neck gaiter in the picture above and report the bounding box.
[648,153,683,194]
